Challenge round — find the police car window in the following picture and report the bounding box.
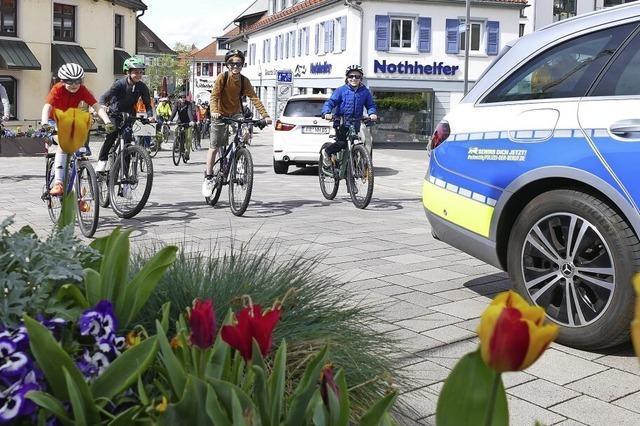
[283,99,325,117]
[591,31,640,96]
[483,24,635,103]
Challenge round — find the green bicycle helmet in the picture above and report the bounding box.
[123,56,146,72]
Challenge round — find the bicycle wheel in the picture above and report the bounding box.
[183,129,191,163]
[109,145,153,219]
[75,161,99,237]
[172,132,182,166]
[150,132,161,158]
[205,160,223,207]
[318,143,339,200]
[44,155,61,223]
[229,147,253,216]
[347,144,374,209]
[98,151,116,208]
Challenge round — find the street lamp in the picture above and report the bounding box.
[463,0,471,95]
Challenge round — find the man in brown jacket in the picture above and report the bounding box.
[202,49,272,197]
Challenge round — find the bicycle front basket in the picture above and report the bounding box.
[132,121,156,137]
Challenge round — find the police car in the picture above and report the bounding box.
[423,3,640,350]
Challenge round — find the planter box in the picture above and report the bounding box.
[0,137,47,157]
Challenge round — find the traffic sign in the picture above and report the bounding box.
[276,70,292,83]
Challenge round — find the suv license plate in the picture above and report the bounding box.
[302,126,329,134]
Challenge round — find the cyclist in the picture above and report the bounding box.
[40,63,112,196]
[96,56,155,172]
[0,83,10,121]
[169,92,196,160]
[201,49,272,197]
[321,65,377,166]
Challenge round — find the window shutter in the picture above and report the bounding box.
[315,23,320,54]
[298,29,302,56]
[446,19,459,54]
[324,20,333,53]
[340,16,347,51]
[305,27,310,55]
[280,35,284,59]
[285,33,289,58]
[487,21,500,55]
[375,15,390,51]
[418,17,431,53]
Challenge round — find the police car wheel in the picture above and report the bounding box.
[507,189,640,350]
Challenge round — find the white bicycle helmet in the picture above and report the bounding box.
[58,63,84,80]
[345,64,364,76]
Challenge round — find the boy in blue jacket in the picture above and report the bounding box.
[321,65,377,164]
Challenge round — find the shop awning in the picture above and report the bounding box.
[113,49,130,74]
[51,44,97,73]
[0,39,41,70]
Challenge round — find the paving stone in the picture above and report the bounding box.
[396,388,438,421]
[407,268,468,282]
[552,420,587,426]
[594,351,640,376]
[401,359,450,390]
[508,395,566,426]
[394,291,450,308]
[380,274,430,287]
[566,369,640,402]
[381,253,434,265]
[612,391,640,414]
[430,298,489,320]
[509,379,580,407]
[524,348,608,385]
[551,395,640,425]
[371,285,414,296]
[394,313,460,333]
[422,325,475,344]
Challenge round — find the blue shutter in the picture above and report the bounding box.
[418,17,431,53]
[315,23,320,54]
[487,21,500,55]
[375,15,389,51]
[446,19,459,54]
[340,16,347,51]
[324,20,333,53]
[305,27,310,55]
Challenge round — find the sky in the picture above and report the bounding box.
[140,0,256,50]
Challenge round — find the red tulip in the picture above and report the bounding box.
[221,304,281,361]
[189,299,216,349]
[320,364,339,407]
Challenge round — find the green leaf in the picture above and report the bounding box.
[310,391,328,426]
[205,384,233,426]
[55,283,89,309]
[63,367,99,426]
[251,364,269,426]
[91,336,158,400]
[208,378,255,417]
[84,268,102,306]
[155,320,186,397]
[107,406,141,426]
[120,245,177,327]
[359,391,397,426]
[268,340,287,426]
[436,350,508,426]
[159,375,212,426]
[99,228,132,305]
[137,376,149,406]
[24,316,92,403]
[335,369,350,426]
[26,391,72,424]
[58,191,77,230]
[160,301,172,333]
[285,344,328,426]
[231,388,248,426]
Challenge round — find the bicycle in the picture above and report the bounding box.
[193,121,202,151]
[204,117,267,216]
[41,130,99,237]
[172,123,193,165]
[152,120,171,158]
[318,117,375,209]
[96,113,154,219]
[200,118,211,140]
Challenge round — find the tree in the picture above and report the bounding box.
[145,53,190,96]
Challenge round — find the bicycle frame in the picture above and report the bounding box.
[216,117,264,181]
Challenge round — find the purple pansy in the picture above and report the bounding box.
[0,374,40,423]
[76,349,111,380]
[79,300,118,340]
[0,327,28,352]
[0,339,30,382]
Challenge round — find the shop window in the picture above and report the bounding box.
[391,18,413,49]
[459,20,483,52]
[371,91,434,144]
[553,0,576,22]
[197,63,201,76]
[519,23,525,38]
[217,63,222,74]
[53,3,75,42]
[0,76,16,119]
[114,14,123,48]
[0,0,16,37]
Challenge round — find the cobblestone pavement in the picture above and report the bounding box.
[1,128,638,425]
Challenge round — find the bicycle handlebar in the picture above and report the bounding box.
[220,117,268,130]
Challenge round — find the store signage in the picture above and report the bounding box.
[294,64,307,77]
[310,61,332,74]
[195,78,214,89]
[373,59,460,76]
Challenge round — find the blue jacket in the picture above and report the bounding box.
[321,84,377,129]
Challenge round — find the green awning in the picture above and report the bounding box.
[51,44,97,73]
[0,39,41,70]
[114,49,131,74]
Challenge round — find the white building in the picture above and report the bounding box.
[521,0,637,34]
[235,0,525,144]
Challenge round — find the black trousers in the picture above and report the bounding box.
[98,114,123,161]
[325,126,349,156]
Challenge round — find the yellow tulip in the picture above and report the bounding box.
[126,331,141,348]
[631,274,640,357]
[477,291,559,372]
[53,108,91,154]
[155,396,168,413]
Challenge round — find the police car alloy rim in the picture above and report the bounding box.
[520,212,615,328]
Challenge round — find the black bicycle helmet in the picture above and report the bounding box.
[225,49,245,64]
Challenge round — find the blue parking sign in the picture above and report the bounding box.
[277,70,292,83]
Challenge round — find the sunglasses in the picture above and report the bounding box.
[227,61,243,68]
[347,74,362,80]
[63,79,82,85]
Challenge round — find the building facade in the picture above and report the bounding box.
[137,19,176,97]
[188,39,227,104]
[236,0,525,144]
[0,0,143,122]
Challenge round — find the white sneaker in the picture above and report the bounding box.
[321,149,331,167]
[95,160,107,172]
[201,176,215,197]
[122,184,133,199]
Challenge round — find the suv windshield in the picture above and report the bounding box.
[283,99,325,117]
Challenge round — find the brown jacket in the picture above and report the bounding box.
[210,72,269,118]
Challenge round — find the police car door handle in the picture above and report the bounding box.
[610,120,640,137]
